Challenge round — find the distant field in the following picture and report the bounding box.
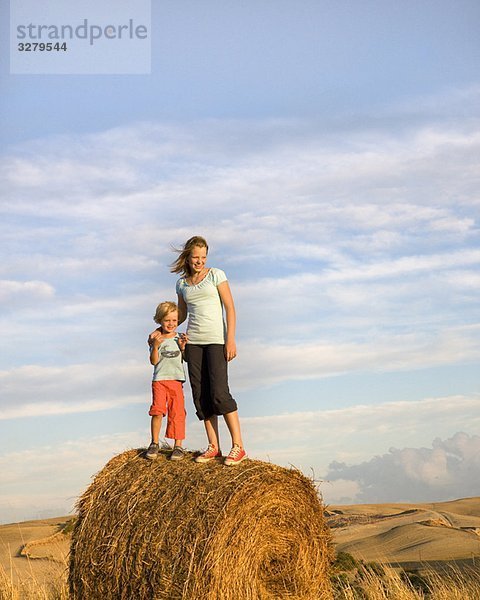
[0,515,71,586]
[327,496,480,571]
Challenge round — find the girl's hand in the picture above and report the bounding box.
[178,333,188,351]
[224,339,237,362]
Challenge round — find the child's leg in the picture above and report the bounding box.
[150,414,162,443]
[164,381,186,446]
[149,382,168,443]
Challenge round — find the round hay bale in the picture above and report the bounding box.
[69,449,334,600]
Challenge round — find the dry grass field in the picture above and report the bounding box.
[328,496,480,568]
[1,496,479,598]
[325,497,480,599]
[0,516,70,598]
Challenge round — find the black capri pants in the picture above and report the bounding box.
[185,344,238,421]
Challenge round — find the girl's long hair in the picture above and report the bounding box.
[170,236,209,277]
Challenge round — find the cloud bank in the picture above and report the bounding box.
[324,432,480,504]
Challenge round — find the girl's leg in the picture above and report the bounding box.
[205,345,237,415]
[186,344,210,420]
[224,410,244,448]
[195,416,221,462]
[204,415,220,450]
[150,414,162,443]
[204,345,242,448]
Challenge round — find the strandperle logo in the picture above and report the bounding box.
[16,19,148,46]
[10,0,151,74]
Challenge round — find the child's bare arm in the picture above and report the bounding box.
[149,331,164,366]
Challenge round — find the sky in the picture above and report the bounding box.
[1,0,479,524]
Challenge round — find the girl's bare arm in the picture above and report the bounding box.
[218,281,236,361]
[177,293,187,325]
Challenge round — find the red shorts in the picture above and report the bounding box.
[149,380,186,440]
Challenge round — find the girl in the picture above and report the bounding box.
[172,235,247,466]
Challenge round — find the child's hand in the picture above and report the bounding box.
[177,333,188,351]
[149,330,165,348]
[147,327,162,345]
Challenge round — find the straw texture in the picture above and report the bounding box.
[69,449,334,599]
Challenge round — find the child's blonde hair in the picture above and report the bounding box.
[153,301,178,325]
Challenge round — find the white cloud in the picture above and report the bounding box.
[247,396,478,480]
[242,395,480,450]
[3,117,480,221]
[233,326,480,387]
[324,432,480,504]
[323,249,480,282]
[238,398,480,503]
[0,362,147,419]
[0,432,145,523]
[0,279,55,307]
[2,117,478,328]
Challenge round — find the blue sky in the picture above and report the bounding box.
[1,0,480,523]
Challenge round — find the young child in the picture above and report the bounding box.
[146,301,188,461]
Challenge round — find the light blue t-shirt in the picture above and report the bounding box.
[176,267,228,344]
[151,336,186,382]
